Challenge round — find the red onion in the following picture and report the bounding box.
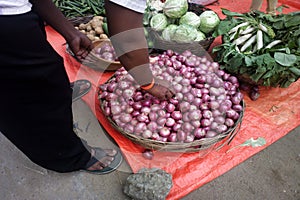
[142,150,153,160]
[206,130,218,138]
[179,101,190,112]
[172,123,182,131]
[166,103,176,113]
[111,105,121,115]
[171,111,182,120]
[194,128,206,138]
[147,121,158,132]
[185,135,195,143]
[120,113,132,123]
[149,112,158,121]
[141,107,151,114]
[166,118,176,127]
[168,133,177,142]
[157,117,167,126]
[191,120,200,128]
[123,124,134,133]
[135,122,146,134]
[159,127,170,137]
[225,118,235,127]
[188,110,201,121]
[137,114,148,122]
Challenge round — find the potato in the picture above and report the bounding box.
[86,34,95,41]
[91,20,103,29]
[100,34,108,39]
[78,23,87,30]
[86,24,92,32]
[95,27,104,35]
[93,16,104,21]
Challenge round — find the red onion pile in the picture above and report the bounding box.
[99,50,243,144]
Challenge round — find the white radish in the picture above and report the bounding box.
[265,40,282,49]
[233,33,253,46]
[240,26,256,35]
[256,30,263,50]
[240,35,257,52]
[228,22,250,34]
[258,23,268,33]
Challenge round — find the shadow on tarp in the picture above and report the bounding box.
[46,0,300,199]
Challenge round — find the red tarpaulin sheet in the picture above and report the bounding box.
[46,1,299,199]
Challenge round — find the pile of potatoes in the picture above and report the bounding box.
[74,16,108,41]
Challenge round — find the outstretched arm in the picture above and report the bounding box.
[104,0,174,99]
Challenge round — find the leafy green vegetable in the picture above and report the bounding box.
[212,9,300,88]
[274,52,297,67]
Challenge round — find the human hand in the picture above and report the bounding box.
[67,31,93,61]
[144,78,174,100]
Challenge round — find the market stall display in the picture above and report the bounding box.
[47,0,300,199]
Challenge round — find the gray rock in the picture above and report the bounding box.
[123,168,173,200]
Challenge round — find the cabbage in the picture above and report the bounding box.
[171,24,198,42]
[194,31,206,41]
[163,0,188,19]
[150,13,168,31]
[199,10,220,34]
[179,11,201,28]
[161,24,178,41]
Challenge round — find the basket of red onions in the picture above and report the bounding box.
[98,50,244,152]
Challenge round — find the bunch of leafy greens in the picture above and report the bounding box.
[212,8,300,88]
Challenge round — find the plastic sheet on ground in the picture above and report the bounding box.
[46,0,300,199]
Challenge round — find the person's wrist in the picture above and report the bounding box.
[140,78,155,90]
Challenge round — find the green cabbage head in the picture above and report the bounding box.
[161,24,178,41]
[199,10,220,34]
[150,13,168,31]
[172,24,198,43]
[195,31,206,41]
[163,0,188,19]
[179,11,201,28]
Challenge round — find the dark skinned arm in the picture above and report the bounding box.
[29,0,92,60]
[104,0,174,100]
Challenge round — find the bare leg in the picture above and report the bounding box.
[250,0,263,11]
[266,0,278,15]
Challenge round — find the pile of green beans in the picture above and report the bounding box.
[53,0,105,18]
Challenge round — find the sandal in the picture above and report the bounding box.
[82,147,123,175]
[71,79,91,102]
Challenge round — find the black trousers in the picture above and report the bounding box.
[0,11,90,172]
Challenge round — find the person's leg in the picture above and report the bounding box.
[0,11,120,173]
[266,0,278,14]
[250,0,263,11]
